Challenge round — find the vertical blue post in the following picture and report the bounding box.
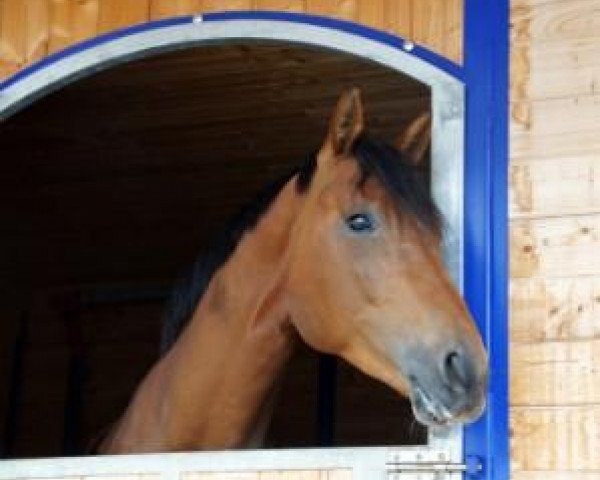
[463,1,509,479]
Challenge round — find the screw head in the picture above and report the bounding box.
[403,40,415,52]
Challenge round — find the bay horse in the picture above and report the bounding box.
[98,89,488,454]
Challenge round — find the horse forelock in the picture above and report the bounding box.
[351,135,442,236]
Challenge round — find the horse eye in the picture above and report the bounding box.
[346,213,376,233]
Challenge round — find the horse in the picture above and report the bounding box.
[98,89,488,454]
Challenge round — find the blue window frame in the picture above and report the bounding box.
[463,1,509,479]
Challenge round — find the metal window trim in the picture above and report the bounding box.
[0,446,466,479]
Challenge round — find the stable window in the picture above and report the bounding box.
[0,10,507,480]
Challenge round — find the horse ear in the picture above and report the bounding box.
[396,112,431,166]
[326,88,364,156]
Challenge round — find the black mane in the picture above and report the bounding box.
[160,134,440,353]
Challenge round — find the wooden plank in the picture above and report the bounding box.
[408,0,463,62]
[514,38,600,101]
[441,0,462,63]
[69,0,100,45]
[512,125,600,161]
[510,214,600,279]
[510,277,600,343]
[356,0,384,32]
[412,0,462,62]
[512,94,600,138]
[48,0,71,53]
[305,0,358,21]
[511,406,600,471]
[511,339,600,406]
[97,0,149,35]
[510,155,600,218]
[511,95,600,162]
[0,0,26,77]
[48,0,100,54]
[510,1,531,45]
[150,0,201,19]
[511,41,529,104]
[254,0,306,12]
[382,0,411,39]
[515,0,600,43]
[200,0,253,12]
[24,0,49,63]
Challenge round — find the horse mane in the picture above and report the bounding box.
[160,134,440,353]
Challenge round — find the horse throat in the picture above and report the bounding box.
[99,179,302,454]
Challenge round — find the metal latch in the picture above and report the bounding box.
[386,455,483,478]
[387,461,466,473]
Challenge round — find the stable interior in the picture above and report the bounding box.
[0,41,431,458]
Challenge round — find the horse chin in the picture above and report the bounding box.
[409,381,486,430]
[410,384,454,430]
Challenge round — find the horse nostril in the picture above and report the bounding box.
[443,350,471,391]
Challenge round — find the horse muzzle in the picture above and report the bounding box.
[407,349,488,428]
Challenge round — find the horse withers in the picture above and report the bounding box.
[98,88,488,454]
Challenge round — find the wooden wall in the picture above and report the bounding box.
[0,0,463,81]
[509,0,600,479]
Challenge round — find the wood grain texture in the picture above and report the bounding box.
[510,277,600,343]
[200,0,254,12]
[253,0,306,12]
[511,214,600,279]
[150,0,201,19]
[511,339,600,406]
[515,0,600,43]
[412,0,462,62]
[24,0,49,63]
[48,0,100,54]
[97,0,149,34]
[0,0,26,77]
[510,155,600,218]
[511,94,600,160]
[509,0,600,478]
[0,0,463,83]
[511,406,600,471]
[512,37,600,101]
[382,0,411,39]
[305,0,357,20]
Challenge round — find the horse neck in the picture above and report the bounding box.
[107,177,303,452]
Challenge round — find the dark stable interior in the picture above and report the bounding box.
[0,41,431,458]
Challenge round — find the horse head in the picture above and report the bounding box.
[285,89,488,428]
